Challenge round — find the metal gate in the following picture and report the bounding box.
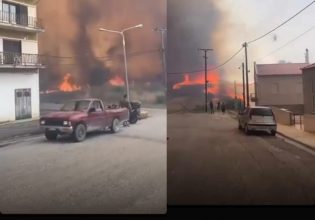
[15,89,32,120]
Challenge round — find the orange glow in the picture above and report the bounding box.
[109,76,125,87]
[59,73,81,92]
[172,71,220,94]
[172,71,247,100]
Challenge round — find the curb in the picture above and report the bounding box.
[0,118,39,127]
[0,130,43,148]
[276,131,315,152]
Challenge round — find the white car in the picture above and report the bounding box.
[238,106,277,136]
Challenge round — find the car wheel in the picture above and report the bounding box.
[244,124,250,135]
[73,123,87,142]
[111,118,120,133]
[45,130,58,141]
[271,130,276,136]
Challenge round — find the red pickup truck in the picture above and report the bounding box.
[40,99,129,142]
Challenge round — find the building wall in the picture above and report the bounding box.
[302,69,315,114]
[0,71,40,122]
[257,75,303,106]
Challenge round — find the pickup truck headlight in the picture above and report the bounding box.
[63,121,71,126]
[40,120,45,125]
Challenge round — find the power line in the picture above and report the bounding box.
[248,0,315,45]
[256,24,315,61]
[168,47,243,75]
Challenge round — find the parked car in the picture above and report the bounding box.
[238,106,277,136]
[40,99,129,142]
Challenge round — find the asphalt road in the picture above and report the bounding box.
[0,109,166,214]
[168,112,315,205]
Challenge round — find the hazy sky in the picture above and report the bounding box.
[213,0,315,83]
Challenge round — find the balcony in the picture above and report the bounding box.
[0,11,43,33]
[0,52,43,68]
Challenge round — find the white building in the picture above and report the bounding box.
[0,0,44,123]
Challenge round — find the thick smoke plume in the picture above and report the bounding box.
[167,0,231,103]
[38,0,166,90]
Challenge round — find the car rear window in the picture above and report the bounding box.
[250,108,273,116]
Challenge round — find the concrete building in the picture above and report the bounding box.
[0,0,44,123]
[254,62,308,114]
[302,63,315,132]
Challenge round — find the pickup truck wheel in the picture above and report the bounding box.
[111,118,120,133]
[73,123,86,142]
[271,130,276,136]
[45,130,58,141]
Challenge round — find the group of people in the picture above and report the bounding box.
[209,100,226,114]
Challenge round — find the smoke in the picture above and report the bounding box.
[38,0,166,89]
[167,0,230,103]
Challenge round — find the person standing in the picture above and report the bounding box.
[209,100,214,114]
[217,101,221,112]
[221,101,226,114]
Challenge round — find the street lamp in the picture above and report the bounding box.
[99,24,143,104]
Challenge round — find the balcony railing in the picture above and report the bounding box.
[0,11,42,30]
[0,52,41,66]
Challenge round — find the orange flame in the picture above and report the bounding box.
[172,71,220,94]
[109,76,125,87]
[59,73,81,92]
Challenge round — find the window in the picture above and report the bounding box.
[250,108,273,116]
[271,83,279,94]
[2,1,28,26]
[92,101,103,112]
[2,2,16,23]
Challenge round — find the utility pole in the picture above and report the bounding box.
[242,62,246,109]
[243,42,250,107]
[198,48,213,113]
[154,28,167,87]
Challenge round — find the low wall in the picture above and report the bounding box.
[304,114,315,133]
[272,107,294,126]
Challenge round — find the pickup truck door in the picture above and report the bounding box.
[88,101,107,131]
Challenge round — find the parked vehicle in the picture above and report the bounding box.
[40,99,129,142]
[238,106,277,136]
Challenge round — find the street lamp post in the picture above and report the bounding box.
[153,28,167,86]
[99,24,143,104]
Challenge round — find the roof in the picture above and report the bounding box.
[256,63,308,76]
[301,63,315,70]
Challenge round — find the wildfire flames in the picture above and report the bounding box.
[109,76,125,87]
[173,71,220,94]
[172,71,245,100]
[59,73,81,92]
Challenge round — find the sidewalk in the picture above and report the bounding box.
[277,124,315,150]
[0,119,42,142]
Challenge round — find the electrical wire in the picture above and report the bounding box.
[248,0,315,45]
[256,24,315,61]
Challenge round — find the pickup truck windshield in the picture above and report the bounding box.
[60,100,91,112]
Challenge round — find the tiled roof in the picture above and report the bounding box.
[256,63,308,76]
